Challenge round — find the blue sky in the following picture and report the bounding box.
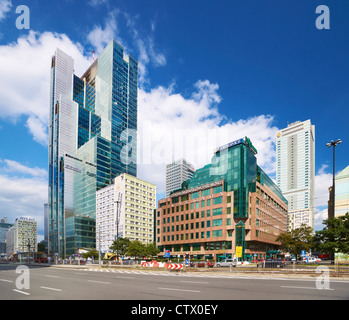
[0,0,348,238]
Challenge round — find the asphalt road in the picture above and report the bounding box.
[1,264,348,301]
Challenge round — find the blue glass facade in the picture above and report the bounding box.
[48,41,138,257]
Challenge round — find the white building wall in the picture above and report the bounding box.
[96,173,156,254]
[276,120,315,230]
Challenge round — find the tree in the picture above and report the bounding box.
[127,240,146,259]
[81,249,100,260]
[314,212,349,258]
[276,224,314,259]
[145,242,160,258]
[109,237,130,259]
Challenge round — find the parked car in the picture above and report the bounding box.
[197,261,215,267]
[216,259,237,267]
[303,256,322,263]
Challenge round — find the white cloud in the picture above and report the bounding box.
[1,159,47,178]
[314,207,329,231]
[137,81,279,194]
[315,164,332,208]
[0,0,12,21]
[0,160,47,237]
[0,30,91,145]
[123,12,166,87]
[87,9,120,55]
[88,0,108,7]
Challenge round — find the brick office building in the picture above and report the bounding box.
[155,137,288,261]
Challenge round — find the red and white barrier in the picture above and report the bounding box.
[141,260,165,268]
[167,263,183,270]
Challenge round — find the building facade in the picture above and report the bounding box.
[335,165,349,218]
[156,137,288,261]
[96,173,156,254]
[276,120,315,231]
[166,158,195,197]
[6,217,37,255]
[48,40,138,257]
[0,218,12,255]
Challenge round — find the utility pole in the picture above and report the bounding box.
[98,223,101,265]
[326,139,342,263]
[114,192,122,261]
[326,139,342,219]
[27,239,30,265]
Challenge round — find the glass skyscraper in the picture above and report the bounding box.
[48,40,138,258]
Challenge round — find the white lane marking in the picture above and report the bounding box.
[0,279,13,283]
[158,287,201,293]
[180,280,209,284]
[45,275,60,278]
[13,289,30,295]
[116,276,135,279]
[40,286,62,292]
[88,280,111,284]
[281,285,334,291]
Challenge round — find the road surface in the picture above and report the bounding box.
[0,264,348,301]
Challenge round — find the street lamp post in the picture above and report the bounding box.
[326,139,342,264]
[114,194,121,261]
[98,223,101,265]
[326,139,342,219]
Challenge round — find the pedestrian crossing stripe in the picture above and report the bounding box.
[83,268,241,279]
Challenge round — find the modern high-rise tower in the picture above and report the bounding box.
[48,40,138,258]
[165,159,195,197]
[276,120,315,231]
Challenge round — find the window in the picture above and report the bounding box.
[213,218,223,227]
[212,230,222,237]
[213,196,222,205]
[213,208,223,216]
[191,191,200,200]
[202,189,211,197]
[213,185,223,194]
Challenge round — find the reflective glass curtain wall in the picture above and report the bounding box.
[49,41,138,258]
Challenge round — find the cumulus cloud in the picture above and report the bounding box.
[88,0,108,7]
[87,9,120,55]
[0,0,12,21]
[137,81,279,194]
[0,30,91,145]
[0,159,47,237]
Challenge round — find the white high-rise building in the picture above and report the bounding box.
[96,173,156,253]
[276,120,315,231]
[166,159,195,197]
[6,217,37,255]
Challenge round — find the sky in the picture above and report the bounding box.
[0,0,348,240]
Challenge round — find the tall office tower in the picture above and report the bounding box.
[96,173,156,253]
[166,158,195,197]
[6,217,37,255]
[276,120,315,231]
[48,40,138,258]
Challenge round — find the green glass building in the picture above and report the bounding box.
[157,137,288,261]
[48,41,138,258]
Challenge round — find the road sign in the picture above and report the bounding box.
[235,246,242,258]
[301,250,306,257]
[168,263,183,270]
[165,250,170,258]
